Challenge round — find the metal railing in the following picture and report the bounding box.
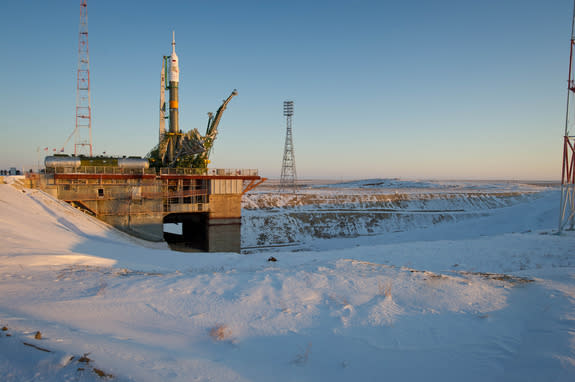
[48,166,258,177]
[166,203,209,213]
[160,168,259,176]
[50,166,156,175]
[56,187,209,201]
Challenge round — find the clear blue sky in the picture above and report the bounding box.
[0,0,571,180]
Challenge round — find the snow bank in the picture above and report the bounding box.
[0,185,115,267]
[0,175,25,186]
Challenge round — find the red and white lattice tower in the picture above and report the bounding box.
[74,0,93,156]
[560,1,575,232]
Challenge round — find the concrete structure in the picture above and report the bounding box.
[29,167,264,252]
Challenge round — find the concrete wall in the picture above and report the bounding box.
[101,213,165,242]
[211,179,243,194]
[209,194,242,219]
[206,184,243,251]
[208,218,241,252]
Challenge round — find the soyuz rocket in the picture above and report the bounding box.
[159,31,180,163]
[168,31,179,134]
[157,31,236,167]
[159,32,179,138]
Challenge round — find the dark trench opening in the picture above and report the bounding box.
[163,212,209,252]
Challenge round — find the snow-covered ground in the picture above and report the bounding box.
[1,178,574,381]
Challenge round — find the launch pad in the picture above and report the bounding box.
[31,32,265,252]
[31,164,264,252]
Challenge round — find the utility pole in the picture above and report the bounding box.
[560,0,575,232]
[279,100,298,193]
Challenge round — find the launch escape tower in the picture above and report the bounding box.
[279,101,298,193]
[560,1,575,232]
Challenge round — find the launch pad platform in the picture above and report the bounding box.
[28,167,265,253]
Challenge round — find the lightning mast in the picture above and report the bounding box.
[74,0,92,156]
[279,101,298,193]
[560,0,575,232]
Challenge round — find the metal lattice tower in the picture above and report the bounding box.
[560,1,575,232]
[279,101,297,193]
[74,0,93,156]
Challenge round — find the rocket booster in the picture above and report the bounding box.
[169,31,179,134]
[159,58,166,141]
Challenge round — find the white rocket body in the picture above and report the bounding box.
[168,31,179,134]
[170,32,179,83]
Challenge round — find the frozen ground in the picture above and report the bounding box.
[0,177,574,381]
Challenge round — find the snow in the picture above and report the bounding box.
[1,178,574,381]
[241,180,550,249]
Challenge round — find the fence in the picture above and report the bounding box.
[47,167,259,177]
[160,168,259,177]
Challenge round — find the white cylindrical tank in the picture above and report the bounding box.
[44,156,81,168]
[118,158,150,169]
